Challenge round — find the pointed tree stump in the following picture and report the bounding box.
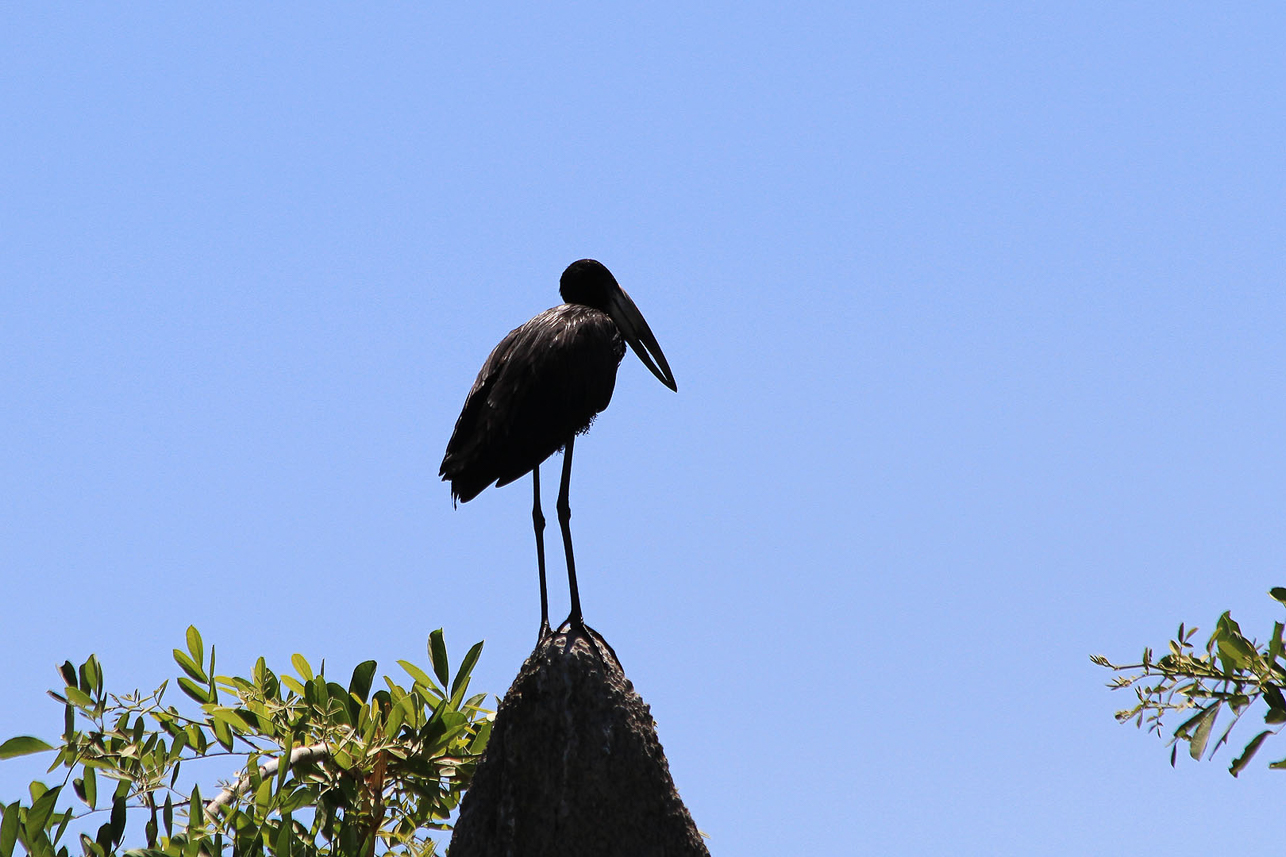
[448,627,709,857]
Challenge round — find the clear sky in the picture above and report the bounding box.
[3,4,1285,854]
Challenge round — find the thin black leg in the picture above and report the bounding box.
[556,436,584,628]
[532,465,551,639]
[552,439,618,670]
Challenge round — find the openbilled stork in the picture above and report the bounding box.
[440,259,677,638]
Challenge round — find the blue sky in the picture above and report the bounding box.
[3,3,1285,853]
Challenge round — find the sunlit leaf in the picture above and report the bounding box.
[398,660,441,695]
[173,649,207,683]
[189,784,202,832]
[210,708,252,734]
[0,736,53,760]
[291,654,314,682]
[0,801,19,857]
[186,626,204,669]
[212,716,234,751]
[468,719,492,754]
[178,677,211,704]
[26,785,61,837]
[1215,633,1256,672]
[80,656,101,697]
[255,778,273,813]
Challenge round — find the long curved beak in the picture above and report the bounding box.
[606,287,678,392]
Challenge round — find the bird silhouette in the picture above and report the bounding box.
[441,259,677,638]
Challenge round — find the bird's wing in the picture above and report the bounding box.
[440,306,621,500]
[440,318,535,479]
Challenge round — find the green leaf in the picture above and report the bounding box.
[348,660,377,702]
[63,686,94,709]
[1230,729,1273,777]
[1270,587,1286,606]
[26,785,61,837]
[398,660,441,694]
[327,681,357,724]
[210,708,252,734]
[172,650,207,684]
[254,777,273,813]
[451,641,484,699]
[429,630,450,691]
[212,716,234,751]
[108,793,126,845]
[384,698,408,739]
[73,766,98,811]
[187,723,208,754]
[1189,705,1219,760]
[0,736,53,760]
[52,808,72,847]
[468,719,492,754]
[93,821,114,854]
[280,675,306,697]
[168,727,189,762]
[178,677,211,704]
[1,802,19,857]
[1216,633,1257,672]
[84,765,98,809]
[291,654,314,682]
[275,815,295,857]
[186,626,204,669]
[57,661,76,688]
[189,784,202,832]
[278,733,294,790]
[79,657,100,697]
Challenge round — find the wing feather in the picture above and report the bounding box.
[440,305,623,503]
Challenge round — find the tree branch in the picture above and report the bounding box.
[204,742,330,822]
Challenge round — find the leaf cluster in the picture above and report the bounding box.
[0,627,490,856]
[1094,587,1286,777]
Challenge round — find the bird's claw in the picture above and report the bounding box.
[555,614,621,671]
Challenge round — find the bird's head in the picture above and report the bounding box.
[560,259,678,392]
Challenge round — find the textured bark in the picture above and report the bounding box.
[449,627,709,857]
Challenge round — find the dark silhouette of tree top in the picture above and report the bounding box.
[450,627,709,857]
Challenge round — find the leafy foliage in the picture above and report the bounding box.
[1094,587,1286,776]
[0,627,490,856]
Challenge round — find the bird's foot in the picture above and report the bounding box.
[537,619,553,642]
[555,613,621,670]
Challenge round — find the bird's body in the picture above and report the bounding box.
[440,259,676,638]
[441,303,625,503]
